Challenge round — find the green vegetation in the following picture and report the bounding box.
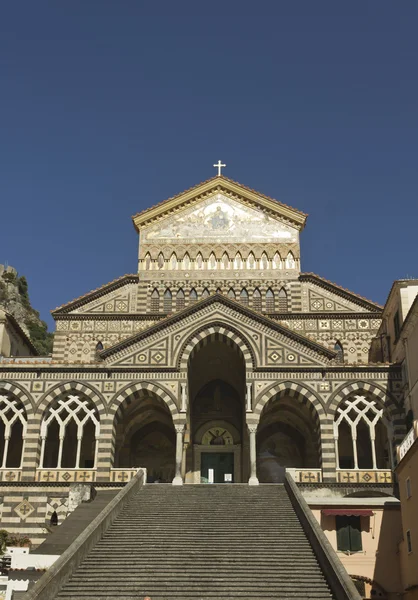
[0,270,54,355]
[0,529,32,553]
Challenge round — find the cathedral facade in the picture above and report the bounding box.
[0,176,404,557]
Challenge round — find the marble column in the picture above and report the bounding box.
[180,383,187,413]
[248,424,259,485]
[246,383,252,413]
[172,424,185,485]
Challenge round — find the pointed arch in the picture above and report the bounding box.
[176,288,185,311]
[170,253,178,270]
[240,288,249,307]
[278,287,288,312]
[221,252,229,269]
[163,288,172,313]
[272,252,282,269]
[0,394,27,468]
[157,252,165,269]
[260,252,269,270]
[208,252,217,270]
[182,253,190,270]
[144,253,151,270]
[265,288,275,312]
[334,341,344,363]
[196,252,203,269]
[253,288,262,312]
[189,288,198,304]
[247,252,256,269]
[150,288,160,312]
[285,251,295,269]
[201,288,210,299]
[234,252,243,269]
[227,288,236,300]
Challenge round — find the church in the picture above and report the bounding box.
[0,171,407,598]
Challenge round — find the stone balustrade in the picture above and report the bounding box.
[286,468,323,483]
[0,468,22,482]
[336,469,393,484]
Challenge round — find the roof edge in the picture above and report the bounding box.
[132,175,308,232]
[300,273,383,312]
[51,274,139,315]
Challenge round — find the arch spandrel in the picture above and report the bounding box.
[0,381,35,419]
[108,381,181,421]
[36,381,107,420]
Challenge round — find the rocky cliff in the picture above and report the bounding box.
[0,265,53,355]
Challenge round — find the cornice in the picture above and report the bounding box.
[99,294,337,360]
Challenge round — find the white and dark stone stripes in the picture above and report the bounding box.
[252,382,328,472]
[179,326,254,370]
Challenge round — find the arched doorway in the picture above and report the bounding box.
[256,393,321,483]
[186,334,247,483]
[113,392,176,483]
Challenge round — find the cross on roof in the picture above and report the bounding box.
[213,160,226,176]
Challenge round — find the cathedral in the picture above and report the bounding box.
[0,173,406,597]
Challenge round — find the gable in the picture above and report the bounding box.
[300,274,382,313]
[133,176,307,232]
[101,297,336,369]
[52,275,138,316]
[141,193,299,245]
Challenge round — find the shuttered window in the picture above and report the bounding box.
[336,516,362,552]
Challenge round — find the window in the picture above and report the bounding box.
[247,253,255,269]
[170,253,177,269]
[227,288,236,300]
[336,516,362,552]
[253,288,262,312]
[334,341,344,363]
[163,289,172,313]
[234,253,243,269]
[176,289,185,311]
[208,253,217,269]
[406,477,412,499]
[266,288,275,311]
[394,310,401,341]
[201,288,210,299]
[95,341,104,352]
[221,253,229,269]
[144,253,151,270]
[240,288,249,307]
[407,529,412,553]
[260,253,268,270]
[183,253,190,270]
[150,289,160,312]
[196,253,203,269]
[157,253,164,269]
[189,288,198,304]
[278,288,288,312]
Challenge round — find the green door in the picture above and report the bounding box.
[201,453,234,483]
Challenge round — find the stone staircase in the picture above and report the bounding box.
[36,490,119,555]
[54,484,335,600]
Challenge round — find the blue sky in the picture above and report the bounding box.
[1,2,417,329]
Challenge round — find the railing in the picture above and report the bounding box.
[0,468,22,482]
[285,474,361,600]
[286,468,322,483]
[109,468,139,482]
[336,470,392,484]
[36,469,97,483]
[398,421,418,462]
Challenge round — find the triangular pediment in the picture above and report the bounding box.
[101,294,336,369]
[51,275,138,316]
[132,176,307,233]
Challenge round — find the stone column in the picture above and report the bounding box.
[246,383,252,413]
[248,424,259,485]
[180,383,187,413]
[173,424,185,486]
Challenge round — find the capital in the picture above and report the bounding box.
[247,424,258,434]
[174,424,185,434]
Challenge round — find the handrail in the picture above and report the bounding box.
[24,468,146,600]
[285,473,362,600]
